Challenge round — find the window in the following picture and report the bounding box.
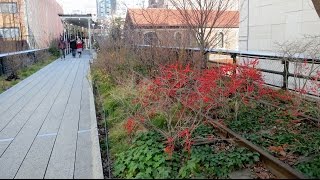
[0,28,20,38]
[0,2,17,14]
[144,32,158,46]
[218,32,224,48]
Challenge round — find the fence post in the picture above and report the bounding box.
[175,49,179,60]
[231,53,237,75]
[186,49,193,64]
[231,53,237,64]
[0,58,5,76]
[282,59,289,90]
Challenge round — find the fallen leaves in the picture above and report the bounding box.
[268,144,289,157]
[253,162,276,179]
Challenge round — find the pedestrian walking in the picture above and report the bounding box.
[58,38,66,59]
[76,37,83,58]
[70,37,77,58]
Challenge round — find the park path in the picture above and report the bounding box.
[0,53,103,179]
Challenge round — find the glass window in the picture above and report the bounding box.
[218,32,224,48]
[0,28,20,38]
[0,2,17,14]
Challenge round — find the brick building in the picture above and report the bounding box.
[124,8,239,50]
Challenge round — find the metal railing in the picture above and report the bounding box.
[138,45,320,92]
[0,48,48,75]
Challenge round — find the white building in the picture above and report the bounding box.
[238,0,320,93]
[239,0,320,52]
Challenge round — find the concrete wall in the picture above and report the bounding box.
[238,0,320,94]
[239,0,320,52]
[25,0,63,48]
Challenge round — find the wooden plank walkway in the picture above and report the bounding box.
[0,53,103,179]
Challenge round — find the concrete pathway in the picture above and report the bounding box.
[0,53,103,179]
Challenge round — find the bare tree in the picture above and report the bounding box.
[168,0,239,68]
[124,8,193,75]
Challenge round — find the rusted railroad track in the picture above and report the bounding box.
[185,105,306,179]
[208,119,307,179]
[174,101,308,178]
[209,95,319,179]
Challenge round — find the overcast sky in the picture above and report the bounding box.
[56,0,147,14]
[56,0,97,14]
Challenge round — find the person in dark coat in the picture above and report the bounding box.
[70,36,77,58]
[58,38,66,59]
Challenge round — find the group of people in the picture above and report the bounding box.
[58,36,84,59]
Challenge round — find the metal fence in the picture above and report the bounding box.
[0,48,49,76]
[138,45,320,95]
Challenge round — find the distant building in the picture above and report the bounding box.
[148,0,165,8]
[124,8,239,50]
[97,0,116,18]
[0,0,63,52]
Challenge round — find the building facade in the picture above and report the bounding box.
[239,0,320,52]
[148,0,165,8]
[97,0,116,18]
[124,8,239,50]
[0,0,63,52]
[238,0,320,93]
[148,0,239,10]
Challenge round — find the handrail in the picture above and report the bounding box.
[0,48,49,75]
[138,45,320,63]
[137,45,320,92]
[0,48,48,58]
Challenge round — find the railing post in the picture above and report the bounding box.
[175,49,179,60]
[231,53,237,75]
[282,59,289,90]
[0,57,4,75]
[231,53,237,64]
[186,49,193,64]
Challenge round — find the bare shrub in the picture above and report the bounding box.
[168,0,239,68]
[276,35,320,120]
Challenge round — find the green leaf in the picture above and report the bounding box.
[146,167,152,175]
[146,153,153,161]
[253,155,260,162]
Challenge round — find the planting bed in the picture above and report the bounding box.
[92,58,319,179]
[225,98,320,179]
[91,69,276,179]
[113,125,275,179]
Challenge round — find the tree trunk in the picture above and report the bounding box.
[200,49,208,69]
